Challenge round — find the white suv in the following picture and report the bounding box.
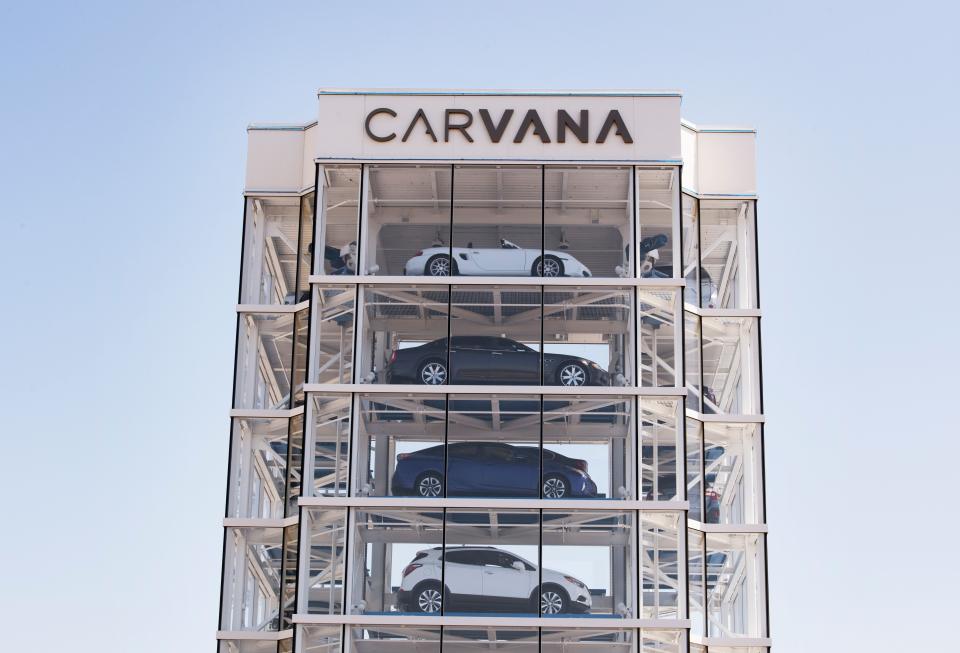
[396,546,592,615]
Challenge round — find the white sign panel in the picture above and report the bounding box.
[315,91,682,162]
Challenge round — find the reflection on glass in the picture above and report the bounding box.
[638,288,678,387]
[220,527,283,631]
[310,286,355,384]
[443,509,539,616]
[684,312,703,412]
[637,167,679,279]
[298,626,341,653]
[640,512,682,619]
[542,511,633,616]
[543,287,632,386]
[355,395,446,497]
[318,165,360,275]
[363,165,452,276]
[241,196,302,305]
[701,316,761,414]
[305,395,351,497]
[542,629,635,653]
[295,191,315,298]
[452,165,544,277]
[234,313,296,409]
[449,286,541,385]
[704,533,767,638]
[284,416,303,516]
[361,285,450,385]
[303,509,347,615]
[699,200,757,309]
[443,627,538,652]
[348,624,439,652]
[640,398,682,502]
[349,508,443,614]
[446,396,540,498]
[687,422,764,525]
[545,166,631,278]
[542,396,633,500]
[228,417,289,519]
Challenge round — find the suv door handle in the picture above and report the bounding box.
[491,352,503,356]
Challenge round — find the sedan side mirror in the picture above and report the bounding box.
[512,561,525,571]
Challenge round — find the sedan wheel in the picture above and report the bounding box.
[558,363,587,386]
[417,474,443,497]
[540,589,566,615]
[427,255,451,276]
[542,475,568,499]
[417,587,442,613]
[419,361,447,385]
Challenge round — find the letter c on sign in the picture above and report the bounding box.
[365,108,397,142]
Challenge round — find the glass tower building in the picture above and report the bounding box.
[218,90,767,653]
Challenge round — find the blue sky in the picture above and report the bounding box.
[0,1,957,651]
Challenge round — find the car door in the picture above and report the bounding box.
[449,338,495,383]
[471,241,527,275]
[493,339,540,384]
[443,549,484,600]
[479,551,536,605]
[445,443,483,495]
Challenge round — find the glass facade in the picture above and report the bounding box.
[222,127,766,652]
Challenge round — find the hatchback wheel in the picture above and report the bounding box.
[415,584,442,613]
[558,363,587,386]
[542,475,568,499]
[540,587,568,615]
[416,473,443,497]
[419,360,447,385]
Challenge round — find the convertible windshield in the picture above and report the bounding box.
[500,239,520,249]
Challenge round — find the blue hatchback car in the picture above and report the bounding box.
[391,441,598,499]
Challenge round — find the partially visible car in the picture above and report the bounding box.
[391,441,598,499]
[384,336,611,387]
[404,239,592,277]
[396,546,592,615]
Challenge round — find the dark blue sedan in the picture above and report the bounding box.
[391,441,598,499]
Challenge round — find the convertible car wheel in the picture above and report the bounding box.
[558,363,587,386]
[419,360,447,385]
[426,255,453,276]
[535,256,564,277]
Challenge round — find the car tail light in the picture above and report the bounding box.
[389,350,398,364]
[397,453,410,461]
[572,459,588,472]
[415,250,423,257]
[401,563,421,578]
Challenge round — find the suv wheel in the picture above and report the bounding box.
[415,583,443,613]
[540,586,568,615]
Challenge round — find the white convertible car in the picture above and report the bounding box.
[404,239,592,277]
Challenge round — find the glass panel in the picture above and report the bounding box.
[309,286,355,384]
[221,527,283,632]
[542,629,634,653]
[449,286,541,385]
[305,395,351,497]
[545,166,631,279]
[280,524,297,628]
[318,165,361,275]
[640,398,682,502]
[218,639,286,653]
[452,165,543,278]
[295,191,315,300]
[684,311,703,412]
[699,200,757,309]
[228,417,288,519]
[355,394,446,498]
[291,308,309,407]
[639,512,682,619]
[705,533,767,638]
[688,529,706,637]
[636,167,679,279]
[234,312,296,410]
[363,164,451,277]
[349,508,443,614]
[701,316,761,415]
[697,423,765,525]
[686,418,704,522]
[303,509,347,615]
[241,196,302,305]
[442,627,538,652]
[638,288,678,387]
[443,508,539,615]
[361,285,450,385]
[446,395,540,498]
[542,510,634,617]
[639,630,683,653]
[542,287,631,387]
[298,625,342,653]
[541,396,634,500]
[680,194,703,306]
[284,414,303,515]
[347,624,440,652]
